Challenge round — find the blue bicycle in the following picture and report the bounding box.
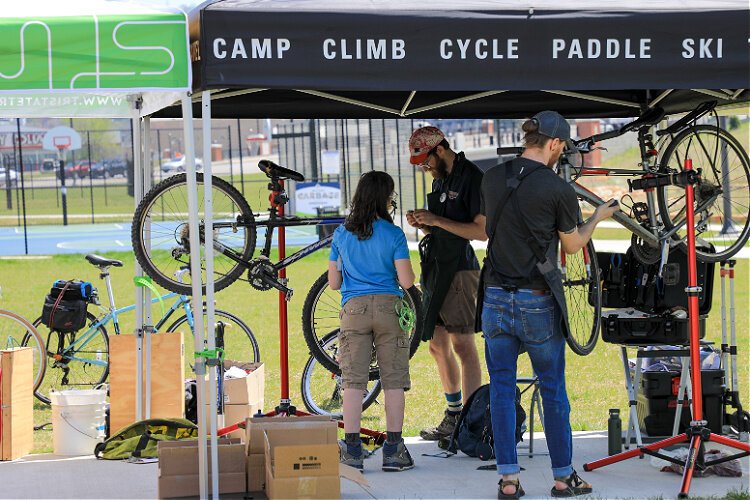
[26,254,259,404]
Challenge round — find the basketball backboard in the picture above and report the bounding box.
[43,126,82,151]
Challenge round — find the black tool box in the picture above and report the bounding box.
[636,369,725,436]
[598,245,715,346]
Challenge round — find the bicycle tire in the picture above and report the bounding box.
[561,240,601,356]
[658,125,750,262]
[166,309,260,367]
[301,272,422,381]
[300,330,381,417]
[0,309,46,392]
[132,173,255,295]
[32,312,109,405]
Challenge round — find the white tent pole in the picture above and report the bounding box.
[202,90,220,499]
[143,116,153,419]
[181,95,209,500]
[132,101,144,422]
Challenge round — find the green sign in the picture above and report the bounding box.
[0,13,189,91]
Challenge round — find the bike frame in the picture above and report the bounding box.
[209,215,346,273]
[55,279,195,370]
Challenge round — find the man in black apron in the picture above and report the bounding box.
[479,112,618,499]
[406,126,487,442]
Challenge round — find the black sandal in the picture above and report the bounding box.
[498,479,525,499]
[551,470,592,497]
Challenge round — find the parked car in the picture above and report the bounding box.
[160,156,202,174]
[41,159,57,172]
[70,160,97,178]
[92,158,127,178]
[0,167,17,188]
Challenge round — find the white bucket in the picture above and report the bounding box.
[49,388,108,456]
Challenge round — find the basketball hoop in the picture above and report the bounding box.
[53,136,71,150]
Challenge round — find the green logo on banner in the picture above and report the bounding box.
[0,14,189,91]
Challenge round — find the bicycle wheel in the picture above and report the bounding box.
[32,312,109,404]
[560,240,601,356]
[301,330,381,417]
[301,272,422,380]
[0,309,46,391]
[167,309,260,371]
[132,173,255,295]
[658,125,750,262]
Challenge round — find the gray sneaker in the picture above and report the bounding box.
[419,410,458,441]
[382,440,415,472]
[338,440,363,470]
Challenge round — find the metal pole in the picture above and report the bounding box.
[227,125,234,186]
[132,109,144,424]
[719,116,737,234]
[182,96,209,500]
[87,131,94,223]
[143,117,153,419]
[368,119,375,171]
[309,119,319,181]
[236,118,245,196]
[356,119,363,177]
[15,119,28,254]
[202,92,220,500]
[395,119,404,228]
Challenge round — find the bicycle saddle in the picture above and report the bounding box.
[85,254,123,268]
[258,160,305,182]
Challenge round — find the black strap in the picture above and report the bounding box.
[485,162,546,264]
[131,431,154,458]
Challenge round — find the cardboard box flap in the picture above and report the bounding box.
[340,463,369,487]
[246,416,333,454]
[158,440,245,477]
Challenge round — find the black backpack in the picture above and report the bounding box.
[439,384,526,460]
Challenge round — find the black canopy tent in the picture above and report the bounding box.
[148,2,749,497]
[157,0,750,119]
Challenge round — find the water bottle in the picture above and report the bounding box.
[608,408,622,456]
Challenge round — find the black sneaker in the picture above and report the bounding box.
[419,410,458,441]
[382,440,415,472]
[338,440,364,470]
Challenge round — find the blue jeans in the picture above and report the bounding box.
[482,286,573,478]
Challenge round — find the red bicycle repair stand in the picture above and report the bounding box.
[583,160,750,498]
[260,181,386,446]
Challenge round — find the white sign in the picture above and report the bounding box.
[295,182,341,216]
[321,150,341,175]
[43,126,82,151]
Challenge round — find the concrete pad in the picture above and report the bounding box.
[1,432,748,499]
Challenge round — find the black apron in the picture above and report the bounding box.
[475,162,572,340]
[419,189,470,341]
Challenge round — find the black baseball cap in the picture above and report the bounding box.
[532,110,570,141]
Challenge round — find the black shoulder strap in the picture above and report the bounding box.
[485,161,545,257]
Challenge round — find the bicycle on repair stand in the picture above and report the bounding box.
[498,100,750,355]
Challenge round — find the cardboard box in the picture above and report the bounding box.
[109,332,185,435]
[223,361,264,405]
[246,415,333,455]
[247,453,265,492]
[217,402,262,440]
[157,439,246,498]
[1,347,32,461]
[264,425,338,478]
[263,421,340,499]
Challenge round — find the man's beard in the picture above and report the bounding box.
[433,156,450,178]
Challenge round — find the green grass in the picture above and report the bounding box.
[0,248,747,454]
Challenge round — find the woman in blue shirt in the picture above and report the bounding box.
[328,170,416,472]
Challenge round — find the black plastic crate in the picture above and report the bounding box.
[640,369,725,398]
[637,394,724,436]
[601,308,706,346]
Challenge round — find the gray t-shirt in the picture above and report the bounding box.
[480,157,579,290]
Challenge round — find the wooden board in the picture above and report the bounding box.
[109,332,185,435]
[1,347,33,460]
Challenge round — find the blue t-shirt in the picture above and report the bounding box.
[329,219,410,306]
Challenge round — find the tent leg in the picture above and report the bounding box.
[202,90,220,500]
[142,116,153,419]
[132,110,144,423]
[181,95,209,500]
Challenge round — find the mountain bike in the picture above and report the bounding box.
[24,254,259,404]
[498,100,750,356]
[0,308,46,391]
[301,329,382,417]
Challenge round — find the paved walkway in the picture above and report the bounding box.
[1,432,747,499]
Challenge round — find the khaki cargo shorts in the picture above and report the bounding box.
[437,270,480,334]
[339,294,411,391]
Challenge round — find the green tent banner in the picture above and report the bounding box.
[0,13,189,92]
